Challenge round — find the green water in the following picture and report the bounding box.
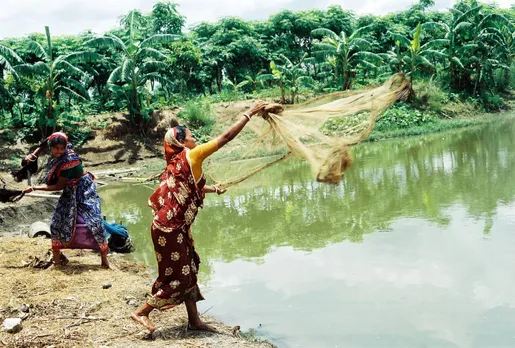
[100,118,515,348]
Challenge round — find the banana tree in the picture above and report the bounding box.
[223,78,249,99]
[14,26,97,135]
[421,4,483,89]
[257,54,313,104]
[500,27,515,87]
[465,14,512,95]
[244,72,265,92]
[0,45,22,77]
[384,23,446,84]
[257,60,287,104]
[0,46,23,122]
[86,11,179,129]
[311,25,382,90]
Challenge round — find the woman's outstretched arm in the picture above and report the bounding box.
[23,175,68,193]
[216,101,267,148]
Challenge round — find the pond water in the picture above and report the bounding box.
[100,117,515,348]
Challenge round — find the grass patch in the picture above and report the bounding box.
[369,112,511,141]
[177,100,215,143]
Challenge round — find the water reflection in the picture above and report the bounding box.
[100,118,515,347]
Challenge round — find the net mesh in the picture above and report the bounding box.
[208,73,412,188]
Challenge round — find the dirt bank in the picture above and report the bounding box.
[0,237,274,348]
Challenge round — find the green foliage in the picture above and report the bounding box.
[86,10,180,130]
[177,100,215,143]
[257,54,313,104]
[0,0,514,144]
[375,103,436,131]
[481,93,507,111]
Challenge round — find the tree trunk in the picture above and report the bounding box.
[343,71,350,91]
[216,65,222,93]
[96,80,103,97]
[473,64,481,96]
[46,92,54,135]
[343,60,350,90]
[279,81,286,104]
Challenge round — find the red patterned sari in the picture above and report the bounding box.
[146,148,206,310]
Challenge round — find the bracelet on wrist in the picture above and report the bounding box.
[243,113,251,121]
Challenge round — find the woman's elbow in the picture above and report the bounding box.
[55,183,66,191]
[220,134,234,145]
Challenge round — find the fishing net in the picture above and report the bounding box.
[208,73,411,188]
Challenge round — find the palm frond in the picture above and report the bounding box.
[256,74,276,81]
[351,51,382,64]
[64,51,102,63]
[137,47,168,61]
[236,80,250,89]
[54,60,87,78]
[296,76,314,86]
[121,58,136,82]
[421,21,449,33]
[415,55,435,68]
[451,56,465,69]
[455,5,482,25]
[421,49,447,59]
[387,31,411,47]
[108,66,122,84]
[454,22,473,32]
[141,60,169,72]
[351,38,375,50]
[140,73,174,87]
[360,60,380,69]
[61,78,89,98]
[422,39,450,49]
[57,86,88,101]
[479,13,511,30]
[351,24,375,39]
[140,34,180,48]
[27,41,47,60]
[0,45,23,64]
[311,28,339,41]
[313,43,337,56]
[86,36,126,51]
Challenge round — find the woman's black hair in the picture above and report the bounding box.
[175,125,187,143]
[48,135,67,148]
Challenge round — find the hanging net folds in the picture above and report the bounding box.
[208,73,412,188]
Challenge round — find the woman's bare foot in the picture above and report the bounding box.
[101,261,111,269]
[188,318,218,333]
[101,254,111,269]
[131,313,156,333]
[52,250,62,268]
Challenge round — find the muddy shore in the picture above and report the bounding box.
[0,237,274,347]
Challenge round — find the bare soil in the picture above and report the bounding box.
[0,237,275,348]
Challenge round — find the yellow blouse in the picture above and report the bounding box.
[188,139,219,182]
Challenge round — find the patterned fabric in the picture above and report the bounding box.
[147,224,204,309]
[149,150,205,233]
[45,143,81,186]
[48,146,107,253]
[147,149,206,309]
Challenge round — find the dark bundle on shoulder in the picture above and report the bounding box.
[11,138,46,183]
[11,158,38,183]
